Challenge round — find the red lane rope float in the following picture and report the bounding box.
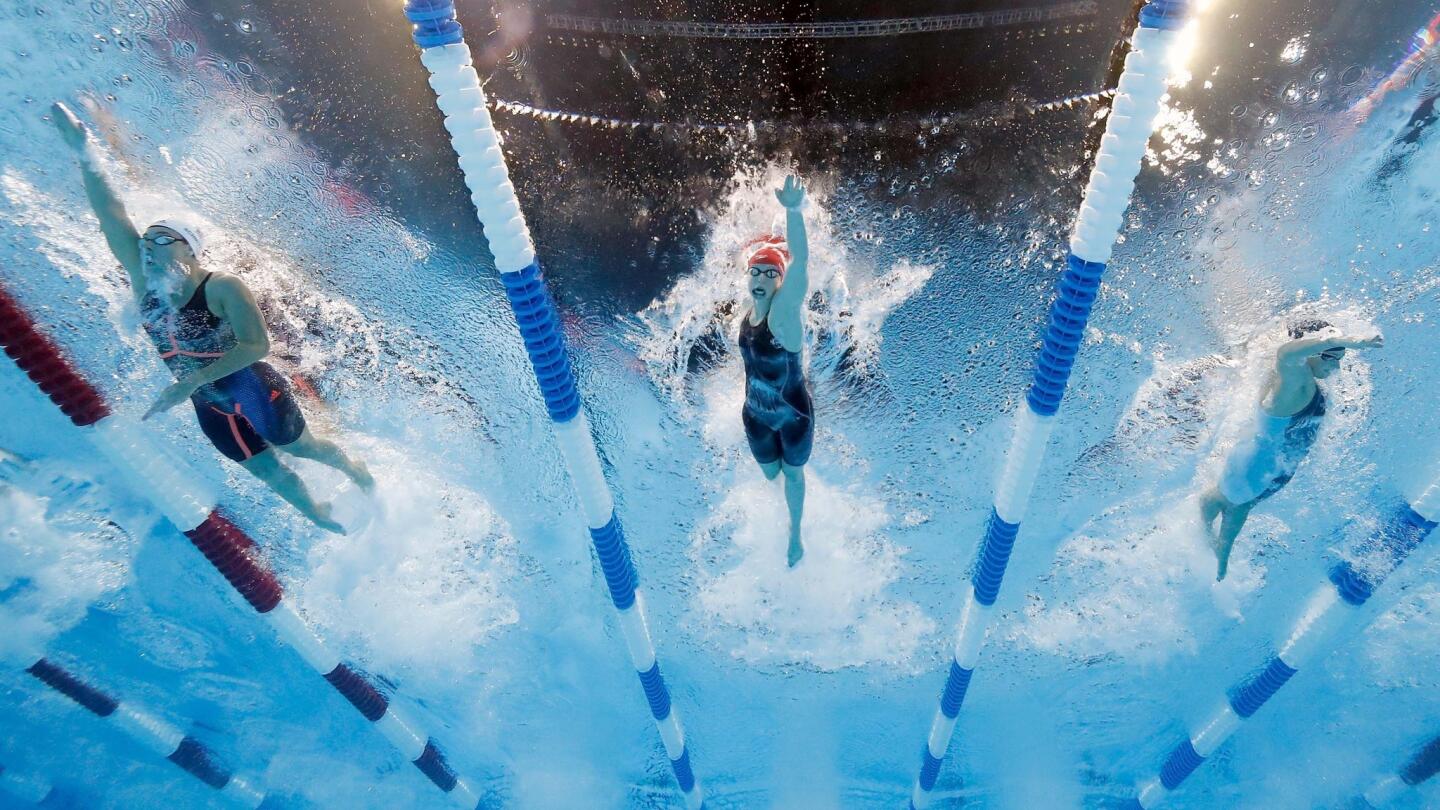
[183,511,284,614]
[0,285,109,426]
[25,658,269,806]
[0,279,487,805]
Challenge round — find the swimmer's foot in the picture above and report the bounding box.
[349,460,376,493]
[787,536,804,568]
[311,502,347,535]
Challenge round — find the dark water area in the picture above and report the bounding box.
[152,0,1144,309]
[132,0,1431,313]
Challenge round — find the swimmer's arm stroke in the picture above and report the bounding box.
[1268,330,1384,408]
[769,175,809,352]
[50,102,145,301]
[142,276,271,420]
[1275,331,1384,370]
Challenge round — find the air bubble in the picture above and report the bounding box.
[237,18,254,33]
[1280,37,1307,64]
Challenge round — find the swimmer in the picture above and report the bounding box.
[51,101,372,534]
[1199,319,1383,580]
[1347,11,1439,130]
[739,176,812,568]
[1346,10,1439,183]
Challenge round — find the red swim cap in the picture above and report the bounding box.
[745,235,790,275]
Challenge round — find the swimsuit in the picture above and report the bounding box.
[141,274,305,463]
[1218,388,1326,506]
[738,313,813,467]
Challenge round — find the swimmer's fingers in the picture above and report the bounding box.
[141,382,191,421]
[775,175,806,209]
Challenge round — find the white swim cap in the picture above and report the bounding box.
[148,214,207,257]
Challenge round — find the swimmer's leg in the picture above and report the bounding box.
[1211,499,1254,581]
[781,462,806,568]
[757,459,782,481]
[276,427,374,491]
[241,449,345,534]
[1199,487,1225,535]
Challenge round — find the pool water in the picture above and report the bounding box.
[1,0,1439,808]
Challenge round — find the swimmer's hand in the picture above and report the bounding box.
[775,175,805,210]
[142,381,195,421]
[51,102,89,151]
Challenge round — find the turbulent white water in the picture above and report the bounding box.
[0,461,139,666]
[632,166,939,672]
[1,0,1439,807]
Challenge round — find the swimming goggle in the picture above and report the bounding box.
[142,233,188,247]
[749,266,782,278]
[1318,349,1344,361]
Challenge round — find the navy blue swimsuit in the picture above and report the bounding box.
[142,274,305,462]
[1218,388,1326,506]
[738,314,813,467]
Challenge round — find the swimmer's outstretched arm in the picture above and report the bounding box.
[1275,331,1384,370]
[50,102,145,301]
[1267,329,1384,410]
[142,276,271,419]
[768,175,809,351]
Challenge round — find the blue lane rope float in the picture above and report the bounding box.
[907,2,1197,806]
[399,4,704,806]
[1358,732,1440,807]
[0,283,485,806]
[24,658,270,806]
[1127,478,1440,809]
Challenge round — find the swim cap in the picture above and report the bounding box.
[1287,318,1333,339]
[148,214,207,257]
[745,235,790,275]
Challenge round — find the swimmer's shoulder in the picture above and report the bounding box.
[201,272,260,307]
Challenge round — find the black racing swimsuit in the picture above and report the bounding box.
[1254,387,1327,502]
[738,313,813,467]
[141,273,305,462]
